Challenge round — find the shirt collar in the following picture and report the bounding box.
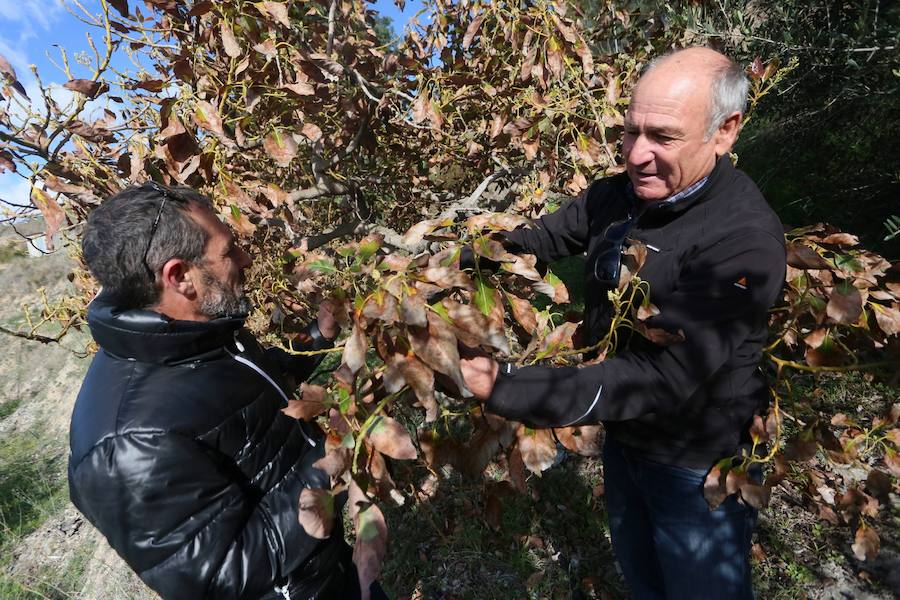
[660,175,710,205]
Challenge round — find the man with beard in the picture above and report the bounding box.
[68,182,382,599]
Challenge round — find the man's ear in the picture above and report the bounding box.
[159,258,197,299]
[713,111,742,156]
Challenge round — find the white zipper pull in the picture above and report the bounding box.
[233,330,245,353]
[229,351,317,447]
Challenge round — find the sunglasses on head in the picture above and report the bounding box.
[141,181,188,283]
[593,215,638,286]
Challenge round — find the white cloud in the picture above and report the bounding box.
[0,0,65,34]
[0,173,33,208]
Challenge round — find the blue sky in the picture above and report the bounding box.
[0,0,423,208]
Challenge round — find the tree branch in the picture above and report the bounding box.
[287,178,348,202]
[326,0,337,57]
[0,325,63,345]
[329,109,372,168]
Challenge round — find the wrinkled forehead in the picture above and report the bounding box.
[627,70,712,126]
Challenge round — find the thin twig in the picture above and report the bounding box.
[326,0,337,57]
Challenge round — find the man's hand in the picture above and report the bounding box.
[316,301,340,341]
[459,352,499,401]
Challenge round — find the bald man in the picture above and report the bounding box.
[461,48,786,598]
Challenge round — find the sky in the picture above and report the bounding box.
[0,0,423,208]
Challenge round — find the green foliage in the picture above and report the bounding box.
[0,429,67,546]
[660,0,900,252]
[0,243,26,264]
[0,426,74,599]
[884,215,900,242]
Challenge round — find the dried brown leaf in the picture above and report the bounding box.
[395,353,438,421]
[462,14,485,50]
[349,480,388,597]
[827,282,863,324]
[786,242,831,270]
[109,0,129,18]
[502,254,542,281]
[399,292,428,328]
[409,312,472,397]
[505,291,537,334]
[555,425,602,456]
[516,426,556,476]
[282,383,328,420]
[536,321,578,358]
[367,415,417,460]
[343,322,368,374]
[297,488,334,539]
[852,525,880,562]
[31,188,65,249]
[445,299,509,353]
[872,302,900,336]
[422,265,474,291]
[263,129,297,167]
[282,81,315,96]
[820,232,859,246]
[312,448,351,479]
[0,151,15,174]
[703,463,728,510]
[63,79,106,99]
[254,1,291,27]
[508,446,527,493]
[738,482,771,510]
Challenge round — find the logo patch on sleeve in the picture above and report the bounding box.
[734,276,748,290]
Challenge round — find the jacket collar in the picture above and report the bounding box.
[87,291,245,365]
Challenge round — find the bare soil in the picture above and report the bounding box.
[0,245,156,599]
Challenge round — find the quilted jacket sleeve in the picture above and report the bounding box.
[69,430,323,600]
[501,183,596,263]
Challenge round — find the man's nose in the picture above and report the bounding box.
[626,134,653,165]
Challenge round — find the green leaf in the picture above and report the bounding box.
[808,295,826,312]
[834,254,863,272]
[230,203,241,220]
[474,276,495,316]
[440,246,461,268]
[429,301,450,322]
[358,237,382,262]
[336,387,352,413]
[307,259,338,273]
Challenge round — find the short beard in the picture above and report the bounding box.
[198,267,252,318]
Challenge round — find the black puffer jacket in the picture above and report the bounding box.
[68,294,353,599]
[488,156,786,468]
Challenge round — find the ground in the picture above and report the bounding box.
[0,231,896,599]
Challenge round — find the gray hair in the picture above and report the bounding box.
[82,183,212,310]
[644,50,749,139]
[706,60,749,139]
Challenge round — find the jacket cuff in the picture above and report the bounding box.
[303,321,335,352]
[486,362,529,421]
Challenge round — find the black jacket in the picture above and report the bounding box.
[488,157,786,467]
[68,294,353,599]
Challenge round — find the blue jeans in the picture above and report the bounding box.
[603,438,757,600]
